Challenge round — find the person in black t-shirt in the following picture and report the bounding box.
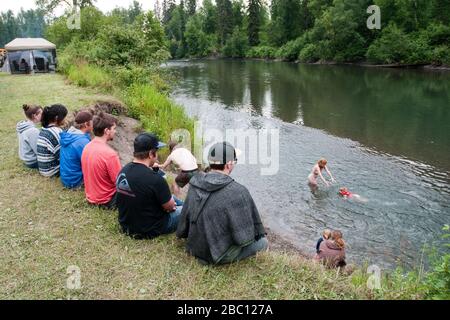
[116,133,183,239]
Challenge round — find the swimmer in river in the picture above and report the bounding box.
[339,187,368,203]
[308,158,336,191]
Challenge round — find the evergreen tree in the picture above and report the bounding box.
[216,0,233,46]
[248,0,262,46]
[187,0,197,16]
[201,0,217,35]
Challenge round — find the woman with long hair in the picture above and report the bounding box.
[37,104,68,177]
[315,229,346,268]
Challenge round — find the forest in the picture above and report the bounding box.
[1,0,449,66]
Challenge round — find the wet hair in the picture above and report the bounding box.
[93,112,117,137]
[41,104,68,128]
[331,230,345,249]
[318,158,328,168]
[323,229,332,240]
[22,104,42,120]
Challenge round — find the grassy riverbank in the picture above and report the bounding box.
[0,73,442,299]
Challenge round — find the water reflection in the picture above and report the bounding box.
[171,60,450,174]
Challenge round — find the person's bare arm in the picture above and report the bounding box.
[318,170,329,186]
[325,166,336,183]
[159,156,172,170]
[162,197,176,213]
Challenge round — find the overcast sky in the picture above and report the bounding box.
[1,0,158,15]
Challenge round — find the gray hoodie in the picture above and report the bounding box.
[177,172,266,264]
[16,120,40,165]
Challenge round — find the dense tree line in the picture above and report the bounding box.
[157,0,449,65]
[0,9,47,47]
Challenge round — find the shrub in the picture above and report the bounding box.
[366,23,416,64]
[245,46,277,59]
[67,62,113,91]
[223,27,248,58]
[298,43,320,63]
[275,36,307,61]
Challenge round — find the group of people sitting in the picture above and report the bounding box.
[16,103,346,267]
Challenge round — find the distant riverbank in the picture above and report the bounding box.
[171,56,450,71]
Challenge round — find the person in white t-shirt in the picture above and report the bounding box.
[157,141,199,194]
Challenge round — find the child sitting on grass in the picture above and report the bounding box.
[315,229,332,254]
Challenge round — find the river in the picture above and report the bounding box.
[166,59,450,269]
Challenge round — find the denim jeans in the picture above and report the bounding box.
[173,195,184,207]
[218,237,269,264]
[161,206,183,234]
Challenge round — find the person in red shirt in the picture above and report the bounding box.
[81,112,121,209]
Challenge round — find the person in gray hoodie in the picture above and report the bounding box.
[177,142,268,265]
[16,104,43,169]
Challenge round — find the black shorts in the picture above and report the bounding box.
[175,169,199,188]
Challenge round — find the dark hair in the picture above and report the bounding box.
[23,104,42,120]
[41,104,68,128]
[209,164,226,171]
[93,112,117,137]
[133,149,157,160]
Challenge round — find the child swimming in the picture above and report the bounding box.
[308,158,336,190]
[339,187,367,202]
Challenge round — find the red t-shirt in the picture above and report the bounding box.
[81,138,122,205]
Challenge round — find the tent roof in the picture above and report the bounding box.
[5,38,56,51]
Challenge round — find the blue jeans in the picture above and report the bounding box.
[173,195,184,207]
[218,237,269,264]
[161,206,183,234]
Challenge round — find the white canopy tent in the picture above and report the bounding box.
[4,38,57,74]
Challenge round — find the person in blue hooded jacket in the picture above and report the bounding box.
[60,111,93,188]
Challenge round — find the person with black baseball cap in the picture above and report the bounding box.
[116,132,183,239]
[176,142,268,265]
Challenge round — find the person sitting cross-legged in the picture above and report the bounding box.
[116,133,183,239]
[81,112,121,209]
[60,111,93,189]
[176,142,268,265]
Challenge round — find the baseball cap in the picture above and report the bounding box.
[74,111,93,124]
[208,142,242,165]
[134,133,166,153]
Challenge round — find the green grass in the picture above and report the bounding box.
[0,73,429,299]
[67,63,114,92]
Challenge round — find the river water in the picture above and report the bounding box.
[166,59,450,269]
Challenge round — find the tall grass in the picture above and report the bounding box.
[125,84,194,144]
[67,62,114,91]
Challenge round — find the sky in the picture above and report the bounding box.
[0,0,157,15]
